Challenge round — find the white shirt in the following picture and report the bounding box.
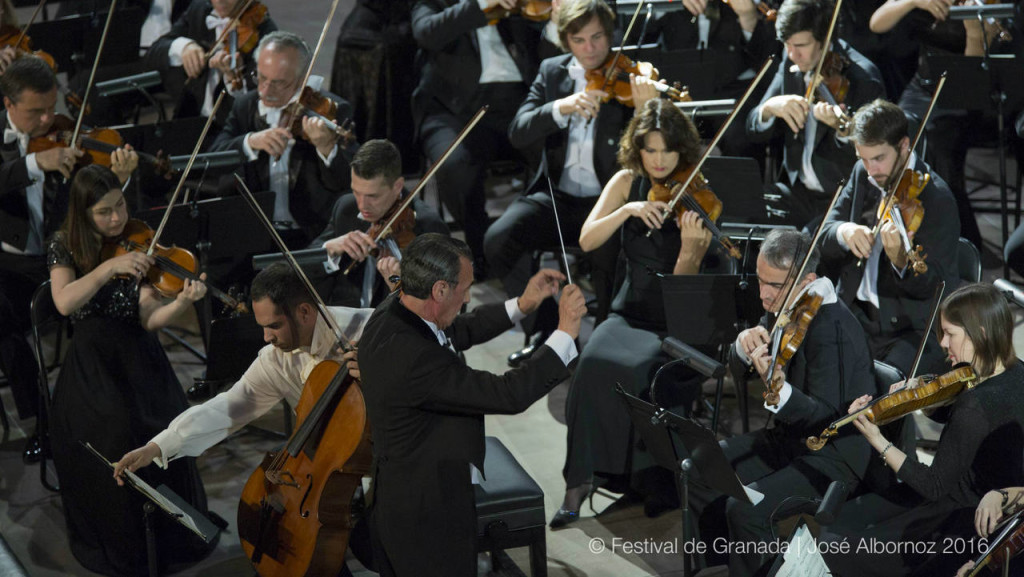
[551,58,603,197]
[139,0,173,53]
[1,121,45,255]
[475,0,522,84]
[732,276,838,413]
[150,306,374,467]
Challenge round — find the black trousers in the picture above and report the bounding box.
[0,252,47,419]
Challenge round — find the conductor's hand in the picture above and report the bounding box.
[324,230,377,262]
[840,223,876,260]
[737,326,770,360]
[181,41,206,79]
[518,268,566,315]
[113,442,162,486]
[248,127,293,158]
[761,94,810,134]
[557,284,587,339]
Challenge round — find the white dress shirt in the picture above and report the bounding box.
[2,122,45,255]
[475,0,522,84]
[551,58,603,197]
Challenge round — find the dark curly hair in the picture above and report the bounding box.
[617,98,701,176]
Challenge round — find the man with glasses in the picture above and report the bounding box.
[211,30,358,248]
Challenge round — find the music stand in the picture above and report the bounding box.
[662,274,762,433]
[617,386,760,577]
[924,53,1024,276]
[702,156,770,224]
[83,442,219,577]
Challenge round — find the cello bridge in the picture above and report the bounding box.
[266,470,302,488]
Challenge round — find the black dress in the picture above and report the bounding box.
[562,176,708,491]
[47,237,215,577]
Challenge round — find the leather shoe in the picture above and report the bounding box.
[548,507,580,529]
[507,343,538,367]
[22,433,42,464]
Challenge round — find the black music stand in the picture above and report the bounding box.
[27,7,145,74]
[662,274,762,433]
[924,53,1024,276]
[701,156,771,224]
[632,48,720,101]
[617,386,758,577]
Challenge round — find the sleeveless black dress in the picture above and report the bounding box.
[47,236,215,576]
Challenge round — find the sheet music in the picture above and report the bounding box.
[82,442,211,540]
[775,524,830,577]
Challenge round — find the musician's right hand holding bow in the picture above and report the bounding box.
[324,230,377,263]
[760,93,810,134]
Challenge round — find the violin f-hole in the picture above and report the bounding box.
[299,473,314,518]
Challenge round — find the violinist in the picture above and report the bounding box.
[819,283,1024,576]
[410,0,544,271]
[688,229,877,577]
[113,263,368,569]
[145,0,278,120]
[358,234,585,577]
[0,56,85,462]
[210,31,356,248]
[312,139,449,307]
[956,487,1024,576]
[485,0,658,366]
[47,165,214,576]
[746,0,884,230]
[551,98,714,529]
[820,99,959,376]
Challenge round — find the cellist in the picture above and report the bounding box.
[819,98,959,377]
[819,283,1024,576]
[687,229,877,577]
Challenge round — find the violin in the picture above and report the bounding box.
[806,364,977,450]
[964,508,1024,576]
[876,168,928,275]
[585,52,691,106]
[648,166,742,259]
[0,24,55,70]
[484,0,551,25]
[764,289,824,406]
[101,219,248,314]
[220,0,268,91]
[365,196,417,260]
[279,86,357,147]
[27,114,174,178]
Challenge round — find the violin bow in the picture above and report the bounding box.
[856,72,947,269]
[647,56,776,238]
[67,0,118,173]
[342,106,489,275]
[906,280,945,380]
[546,176,573,286]
[602,0,646,92]
[201,0,256,62]
[145,91,227,255]
[13,0,47,49]
[235,174,351,350]
[804,0,843,104]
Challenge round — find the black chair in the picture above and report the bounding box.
[475,436,547,577]
[30,280,67,492]
[957,236,982,284]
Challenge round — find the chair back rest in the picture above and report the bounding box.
[957,237,982,285]
[30,280,65,404]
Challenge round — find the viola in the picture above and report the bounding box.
[484,0,552,25]
[585,53,691,106]
[648,166,742,259]
[764,289,823,406]
[876,168,928,275]
[806,364,978,450]
[279,86,357,147]
[100,219,248,314]
[27,114,174,178]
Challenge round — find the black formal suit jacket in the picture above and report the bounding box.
[209,90,356,242]
[509,54,629,192]
[736,296,877,480]
[308,191,450,307]
[648,6,779,98]
[746,40,885,194]
[359,295,570,577]
[820,157,960,339]
[0,113,68,252]
[411,0,540,126]
[144,0,277,119]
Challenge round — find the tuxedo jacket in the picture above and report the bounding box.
[145,0,278,119]
[209,90,357,241]
[308,191,450,307]
[411,0,540,125]
[359,295,570,577]
[509,53,629,192]
[820,157,961,338]
[0,112,68,252]
[746,39,885,193]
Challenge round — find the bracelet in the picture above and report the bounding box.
[879,442,894,462]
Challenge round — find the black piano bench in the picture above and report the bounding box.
[476,436,548,577]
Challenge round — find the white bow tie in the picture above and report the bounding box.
[258,100,284,126]
[3,127,28,150]
[205,14,231,30]
[568,62,585,82]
